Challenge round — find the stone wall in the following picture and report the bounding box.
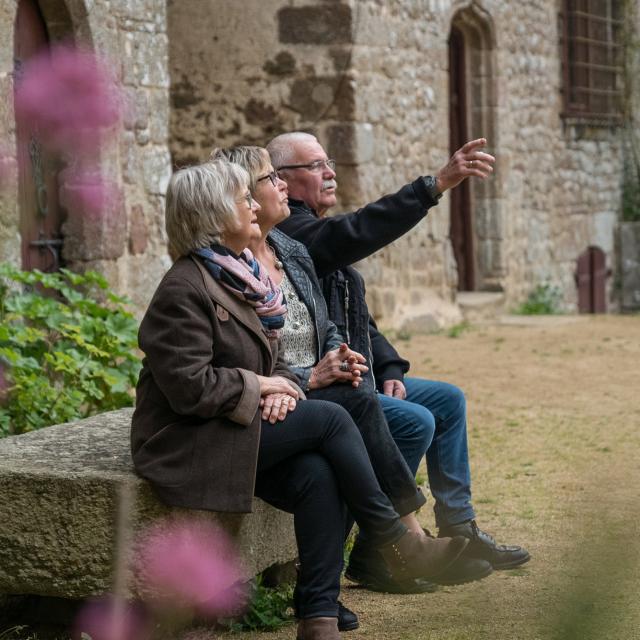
[166,0,633,327]
[167,0,359,192]
[347,0,625,322]
[1,0,636,322]
[0,0,172,312]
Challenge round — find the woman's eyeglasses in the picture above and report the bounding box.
[237,192,255,208]
[256,170,278,187]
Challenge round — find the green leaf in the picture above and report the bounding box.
[0,262,141,436]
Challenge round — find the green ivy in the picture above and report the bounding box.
[0,264,140,437]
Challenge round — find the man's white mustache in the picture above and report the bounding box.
[321,180,337,191]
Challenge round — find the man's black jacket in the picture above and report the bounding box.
[277,176,440,389]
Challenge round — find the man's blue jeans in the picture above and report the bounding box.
[378,377,476,528]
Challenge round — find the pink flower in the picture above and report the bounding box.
[73,595,150,640]
[59,167,120,220]
[14,45,122,154]
[135,519,247,617]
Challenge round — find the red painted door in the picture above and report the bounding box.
[14,0,64,272]
[576,246,607,313]
[449,26,474,291]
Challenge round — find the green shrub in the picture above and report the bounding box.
[226,575,294,632]
[0,264,140,436]
[515,283,563,315]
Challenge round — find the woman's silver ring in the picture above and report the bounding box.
[339,361,350,372]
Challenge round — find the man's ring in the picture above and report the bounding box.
[467,160,475,168]
[339,361,350,372]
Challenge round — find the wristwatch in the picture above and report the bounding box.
[423,175,442,202]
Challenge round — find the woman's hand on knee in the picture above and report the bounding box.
[256,375,300,399]
[260,393,297,423]
[308,343,369,389]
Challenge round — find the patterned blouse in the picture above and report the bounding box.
[279,271,317,367]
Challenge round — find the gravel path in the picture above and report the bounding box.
[217,315,640,640]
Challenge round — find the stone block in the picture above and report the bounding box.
[278,4,352,45]
[147,90,170,145]
[120,30,169,88]
[122,251,171,314]
[289,76,355,121]
[61,183,127,263]
[128,204,148,255]
[0,409,297,600]
[326,122,374,165]
[141,146,172,196]
[120,131,140,185]
[110,0,165,22]
[263,51,297,77]
[593,211,616,254]
[122,87,150,131]
[620,222,640,311]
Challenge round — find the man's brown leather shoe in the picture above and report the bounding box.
[379,530,468,582]
[296,617,340,640]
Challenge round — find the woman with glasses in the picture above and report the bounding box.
[131,159,467,640]
[211,146,467,604]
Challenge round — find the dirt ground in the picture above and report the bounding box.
[215,314,640,640]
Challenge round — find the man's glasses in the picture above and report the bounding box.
[276,159,336,174]
[256,170,278,187]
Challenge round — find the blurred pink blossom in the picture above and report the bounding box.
[14,45,122,154]
[73,595,150,640]
[136,519,246,617]
[59,167,119,220]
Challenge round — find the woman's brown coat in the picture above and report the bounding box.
[131,256,303,513]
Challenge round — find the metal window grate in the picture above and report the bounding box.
[560,0,623,123]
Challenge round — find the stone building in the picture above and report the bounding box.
[1,0,637,327]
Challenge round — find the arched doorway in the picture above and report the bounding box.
[14,0,64,272]
[449,25,473,290]
[448,4,500,292]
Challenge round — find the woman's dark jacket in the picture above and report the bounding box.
[131,255,303,513]
[268,228,343,390]
[277,178,440,390]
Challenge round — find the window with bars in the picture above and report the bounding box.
[560,0,624,122]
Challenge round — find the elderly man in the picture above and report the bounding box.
[269,131,530,594]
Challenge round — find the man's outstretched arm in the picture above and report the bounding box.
[278,139,494,278]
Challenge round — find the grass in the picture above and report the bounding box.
[446,321,471,338]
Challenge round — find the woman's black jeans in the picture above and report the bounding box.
[307,383,426,517]
[254,398,406,619]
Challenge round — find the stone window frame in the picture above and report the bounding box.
[559,0,624,124]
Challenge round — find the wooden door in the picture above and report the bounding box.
[576,246,607,313]
[14,0,64,272]
[448,26,474,291]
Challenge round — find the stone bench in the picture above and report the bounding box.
[0,408,297,600]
